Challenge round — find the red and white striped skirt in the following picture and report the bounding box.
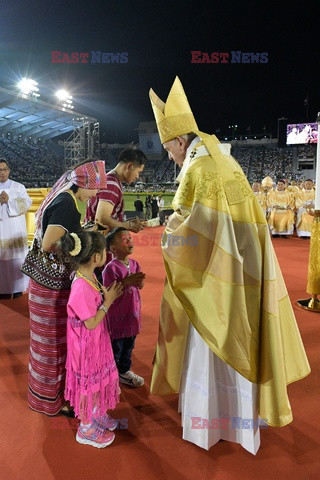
[28,279,70,415]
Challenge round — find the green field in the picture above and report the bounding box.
[78,192,175,219]
[122,193,175,211]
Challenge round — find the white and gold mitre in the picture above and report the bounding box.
[261,176,274,188]
[149,76,198,144]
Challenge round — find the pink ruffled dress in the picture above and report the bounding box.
[64,277,120,422]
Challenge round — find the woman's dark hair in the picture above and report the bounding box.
[105,227,128,251]
[69,184,79,193]
[55,231,106,269]
[118,148,147,166]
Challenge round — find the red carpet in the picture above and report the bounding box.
[0,227,319,480]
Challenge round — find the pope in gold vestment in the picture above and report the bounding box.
[149,77,310,447]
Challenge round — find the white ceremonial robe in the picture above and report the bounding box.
[177,140,260,455]
[179,324,261,455]
[0,179,32,294]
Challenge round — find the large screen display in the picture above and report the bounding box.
[286,122,318,145]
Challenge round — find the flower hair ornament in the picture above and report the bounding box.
[69,233,82,256]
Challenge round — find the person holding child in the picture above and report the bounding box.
[57,231,123,448]
[103,227,145,388]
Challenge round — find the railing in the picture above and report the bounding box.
[25,188,50,245]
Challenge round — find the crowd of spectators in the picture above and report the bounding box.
[297,145,315,160]
[0,136,316,189]
[156,143,316,184]
[232,144,296,182]
[0,137,65,187]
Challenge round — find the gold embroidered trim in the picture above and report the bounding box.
[0,237,27,249]
[224,180,244,205]
[195,172,224,202]
[158,114,197,143]
[233,171,253,200]
[15,198,28,215]
[307,221,320,294]
[175,171,194,205]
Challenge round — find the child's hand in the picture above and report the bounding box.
[122,272,145,287]
[101,281,123,308]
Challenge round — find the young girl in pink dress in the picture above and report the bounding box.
[102,227,145,388]
[57,231,123,448]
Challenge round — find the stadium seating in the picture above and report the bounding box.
[0,136,316,188]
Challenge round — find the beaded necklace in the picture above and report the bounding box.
[76,270,103,293]
[118,259,130,272]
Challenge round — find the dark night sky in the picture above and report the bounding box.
[0,0,318,142]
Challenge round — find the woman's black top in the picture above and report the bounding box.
[42,192,81,236]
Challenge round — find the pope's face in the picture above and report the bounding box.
[163,137,188,167]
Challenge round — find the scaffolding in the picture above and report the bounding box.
[64,119,100,168]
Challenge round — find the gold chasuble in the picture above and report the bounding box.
[267,189,295,234]
[254,190,267,215]
[151,131,310,427]
[295,188,315,236]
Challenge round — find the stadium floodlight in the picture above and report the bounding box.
[62,103,74,109]
[55,89,74,110]
[17,78,40,97]
[55,89,69,101]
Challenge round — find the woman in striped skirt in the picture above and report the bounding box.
[26,160,108,416]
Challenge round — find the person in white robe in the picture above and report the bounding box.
[0,159,32,298]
